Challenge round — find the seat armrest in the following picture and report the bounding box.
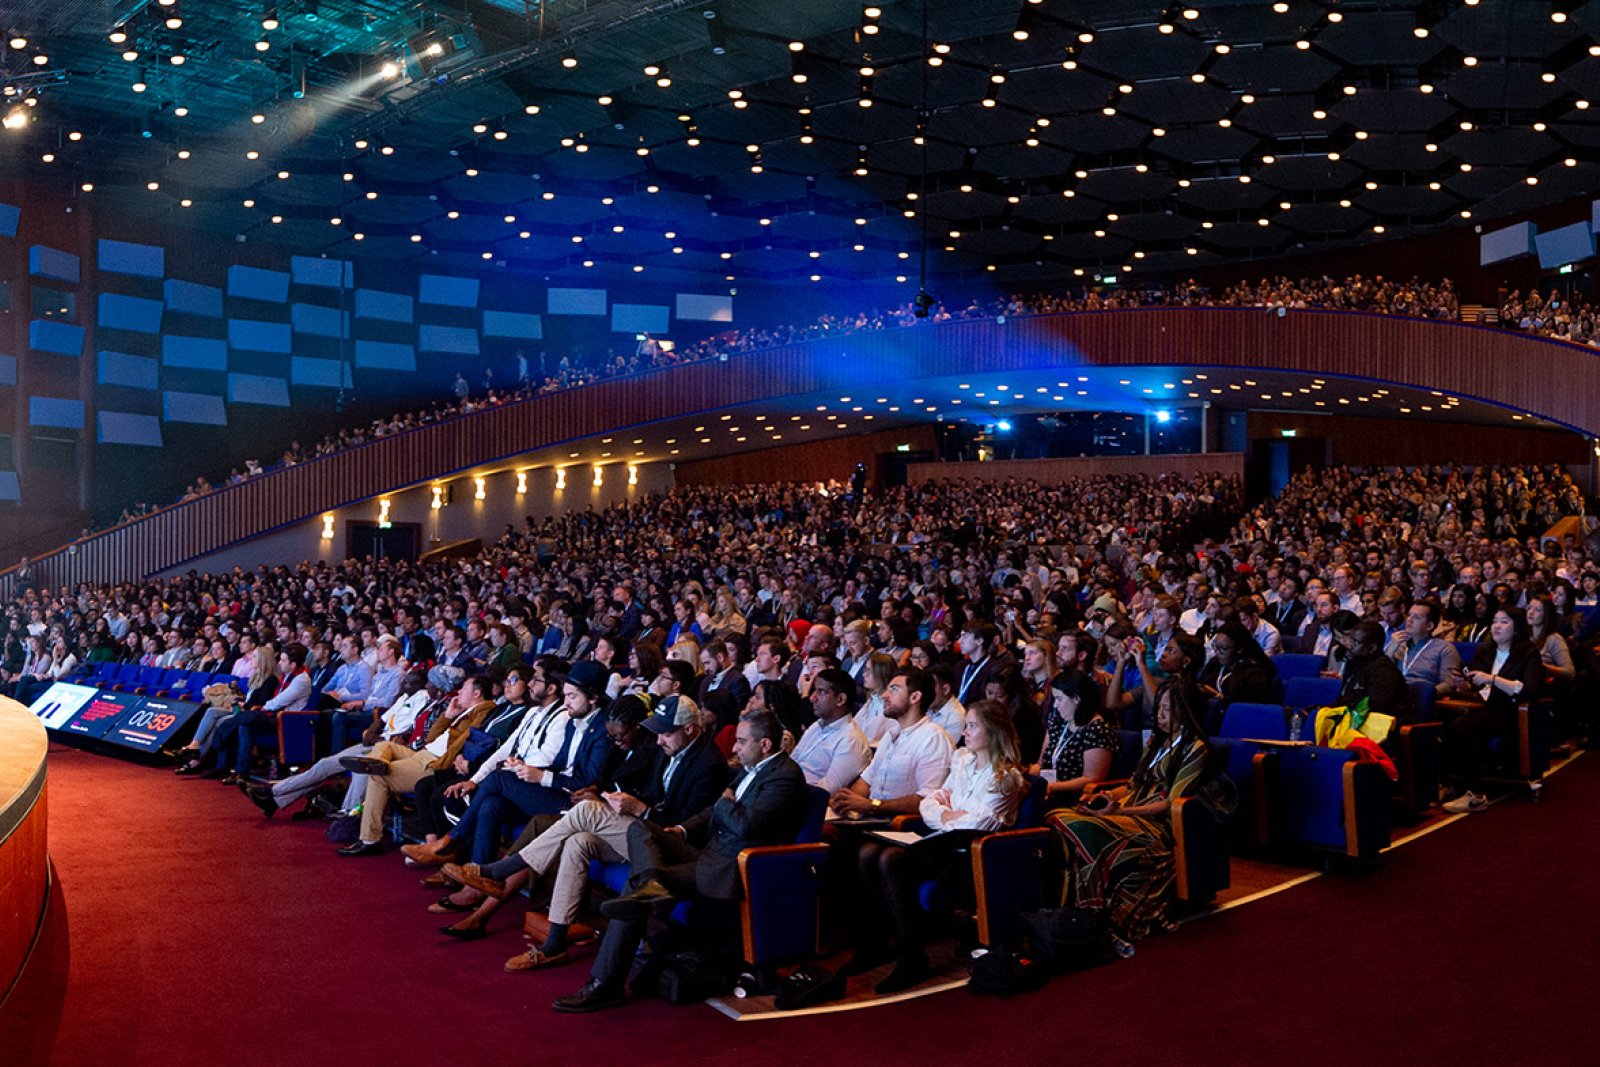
[890,815,930,833]
[1172,796,1231,903]
[276,710,321,767]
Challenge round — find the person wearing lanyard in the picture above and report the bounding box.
[1442,607,1542,814]
[1038,669,1115,808]
[1386,599,1463,697]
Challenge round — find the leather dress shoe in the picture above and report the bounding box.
[441,862,508,900]
[337,840,383,857]
[243,783,279,818]
[339,755,390,776]
[873,955,932,996]
[400,840,454,866]
[552,978,625,1013]
[506,946,568,972]
[174,761,205,777]
[598,879,674,923]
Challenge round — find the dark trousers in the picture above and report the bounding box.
[624,818,701,891]
[1446,703,1515,791]
[590,862,704,989]
[201,709,275,774]
[854,834,974,960]
[417,770,470,839]
[451,769,568,864]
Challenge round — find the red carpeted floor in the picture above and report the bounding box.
[4,744,1598,1066]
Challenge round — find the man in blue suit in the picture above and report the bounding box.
[402,660,618,867]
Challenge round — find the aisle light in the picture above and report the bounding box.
[430,485,443,509]
[555,468,567,490]
[378,499,392,528]
[593,464,604,488]
[628,464,639,486]
[516,471,527,495]
[474,477,486,501]
[321,514,335,539]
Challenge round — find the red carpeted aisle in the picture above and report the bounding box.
[4,745,1598,1067]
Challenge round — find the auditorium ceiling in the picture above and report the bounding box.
[452,364,1571,475]
[0,1,1595,285]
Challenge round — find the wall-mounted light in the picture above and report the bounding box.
[430,485,443,510]
[628,464,639,487]
[555,468,566,491]
[378,498,392,528]
[516,471,528,495]
[593,465,604,488]
[474,476,486,501]
[321,514,335,540]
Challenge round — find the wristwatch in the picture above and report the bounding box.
[870,798,882,810]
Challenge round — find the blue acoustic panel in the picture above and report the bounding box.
[99,239,165,278]
[30,246,81,284]
[291,302,348,338]
[227,372,290,407]
[418,324,479,355]
[482,310,543,339]
[228,318,293,353]
[1480,222,1536,266]
[1536,220,1594,270]
[0,471,18,501]
[29,396,85,430]
[29,320,85,356]
[611,303,669,334]
[165,278,224,318]
[354,289,413,323]
[290,357,352,388]
[97,351,160,390]
[354,339,415,372]
[227,265,291,302]
[98,411,163,447]
[0,202,18,237]
[291,256,353,288]
[547,287,607,315]
[676,293,734,322]
[98,293,164,334]
[162,335,228,371]
[419,274,480,307]
[163,391,227,425]
[0,355,14,386]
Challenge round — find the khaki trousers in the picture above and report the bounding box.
[360,740,434,844]
[518,799,636,925]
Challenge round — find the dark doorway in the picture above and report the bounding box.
[346,522,420,563]
[1247,437,1331,502]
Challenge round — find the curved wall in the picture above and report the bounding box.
[5,308,1599,588]
[0,698,49,1007]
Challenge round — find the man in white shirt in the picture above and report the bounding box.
[924,662,965,744]
[829,666,953,819]
[1235,596,1283,657]
[1331,565,1363,614]
[793,667,872,793]
[243,668,431,818]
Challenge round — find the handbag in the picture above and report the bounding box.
[1020,906,1115,973]
[968,948,1048,996]
[461,727,500,766]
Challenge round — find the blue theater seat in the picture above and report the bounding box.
[1218,702,1290,741]
[1283,676,1342,714]
[1273,653,1325,680]
[1272,746,1391,864]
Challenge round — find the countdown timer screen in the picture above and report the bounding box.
[62,689,141,739]
[28,682,100,730]
[104,697,201,753]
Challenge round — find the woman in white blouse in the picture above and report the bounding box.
[843,699,1026,995]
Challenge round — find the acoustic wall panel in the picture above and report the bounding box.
[227,373,290,407]
[0,355,15,386]
[482,310,543,339]
[1480,222,1536,266]
[164,279,224,318]
[227,265,291,302]
[98,293,164,333]
[162,391,228,425]
[291,256,353,288]
[290,357,352,388]
[611,303,669,334]
[0,471,18,502]
[418,324,479,355]
[228,319,293,353]
[98,239,165,278]
[28,397,86,430]
[29,246,81,284]
[354,289,413,323]
[98,411,163,447]
[353,340,416,372]
[419,274,479,307]
[0,202,18,238]
[1535,221,1594,270]
[162,335,229,371]
[547,287,607,315]
[291,302,348,338]
[29,320,86,356]
[97,351,160,391]
[676,293,734,322]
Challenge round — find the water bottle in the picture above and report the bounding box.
[1288,710,1302,742]
[1112,936,1136,960]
